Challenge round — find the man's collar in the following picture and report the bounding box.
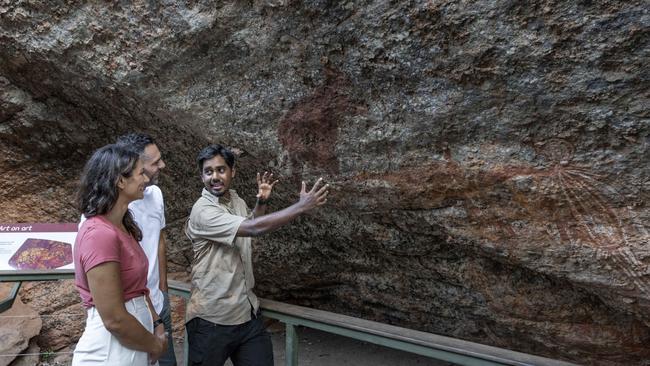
[201,188,238,206]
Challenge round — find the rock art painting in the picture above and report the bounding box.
[348,139,649,300]
[511,139,650,297]
[8,238,73,270]
[278,68,366,174]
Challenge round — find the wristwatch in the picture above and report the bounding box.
[153,318,164,329]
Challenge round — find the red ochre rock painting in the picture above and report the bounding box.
[348,140,649,298]
[278,68,366,174]
[516,140,650,298]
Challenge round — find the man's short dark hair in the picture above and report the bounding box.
[116,133,156,156]
[197,144,235,172]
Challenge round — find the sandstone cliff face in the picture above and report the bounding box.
[0,1,648,364]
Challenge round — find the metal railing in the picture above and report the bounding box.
[1,270,579,366]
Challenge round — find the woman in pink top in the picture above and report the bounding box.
[73,144,167,365]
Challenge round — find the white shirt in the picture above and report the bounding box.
[79,185,166,314]
[128,185,166,314]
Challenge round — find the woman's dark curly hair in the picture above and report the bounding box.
[77,144,142,241]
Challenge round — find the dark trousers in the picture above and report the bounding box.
[187,312,273,366]
[158,292,177,366]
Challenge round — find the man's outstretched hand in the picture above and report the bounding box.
[237,176,329,237]
[257,171,279,202]
[298,178,329,212]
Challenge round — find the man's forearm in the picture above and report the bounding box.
[238,202,305,237]
[158,232,168,292]
[251,201,268,218]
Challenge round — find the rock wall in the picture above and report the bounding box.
[0,1,648,364]
[0,285,41,366]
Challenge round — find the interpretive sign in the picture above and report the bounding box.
[0,224,77,271]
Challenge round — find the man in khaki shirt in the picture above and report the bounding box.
[185,144,329,366]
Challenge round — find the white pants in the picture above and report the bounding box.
[73,296,158,366]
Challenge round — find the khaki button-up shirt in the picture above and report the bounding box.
[185,188,259,325]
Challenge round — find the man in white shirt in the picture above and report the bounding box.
[115,133,176,366]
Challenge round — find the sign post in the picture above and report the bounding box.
[0,223,77,312]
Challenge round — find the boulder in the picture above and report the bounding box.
[0,285,42,366]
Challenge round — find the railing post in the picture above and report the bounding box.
[285,323,298,366]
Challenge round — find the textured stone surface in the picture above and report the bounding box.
[0,1,649,364]
[19,281,85,353]
[0,285,42,366]
[9,339,40,366]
